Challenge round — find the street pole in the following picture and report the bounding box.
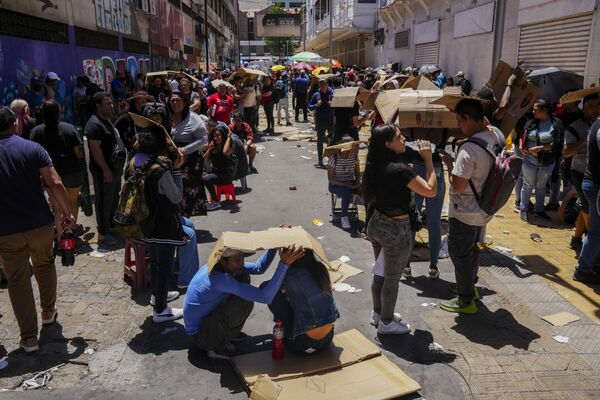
[303,0,307,52]
[328,0,333,61]
[204,0,209,72]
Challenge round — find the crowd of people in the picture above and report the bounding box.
[1,60,600,361]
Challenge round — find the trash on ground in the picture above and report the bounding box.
[421,302,437,307]
[84,348,95,355]
[338,255,350,263]
[254,145,265,153]
[288,186,297,190]
[552,335,569,344]
[269,154,276,157]
[22,363,65,390]
[317,236,325,240]
[493,245,513,254]
[312,219,324,227]
[530,233,542,242]
[300,156,312,160]
[494,213,505,218]
[503,230,510,234]
[333,282,352,292]
[542,311,580,327]
[428,342,444,352]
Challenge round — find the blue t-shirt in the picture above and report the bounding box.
[276,79,288,99]
[111,79,126,99]
[183,249,290,335]
[294,77,309,94]
[0,134,54,236]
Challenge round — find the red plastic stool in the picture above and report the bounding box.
[124,239,150,289]
[212,183,237,202]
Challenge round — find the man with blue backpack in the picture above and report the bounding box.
[440,98,510,314]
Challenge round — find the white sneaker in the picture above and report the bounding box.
[150,291,180,306]
[438,236,449,259]
[206,201,222,211]
[370,311,402,327]
[152,306,183,323]
[377,319,411,335]
[341,216,351,229]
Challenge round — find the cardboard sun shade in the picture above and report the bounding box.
[430,94,491,112]
[374,89,401,123]
[129,112,177,148]
[322,140,366,158]
[232,329,421,400]
[396,89,458,129]
[231,67,269,81]
[560,86,600,105]
[401,75,439,91]
[331,87,359,108]
[208,227,363,283]
[211,79,234,89]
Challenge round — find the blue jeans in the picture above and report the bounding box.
[414,162,446,266]
[176,217,199,288]
[520,158,555,212]
[577,180,600,273]
[329,184,353,216]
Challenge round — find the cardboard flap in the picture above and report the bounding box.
[397,90,447,111]
[322,141,365,158]
[401,75,439,90]
[208,227,331,272]
[231,329,380,386]
[375,90,401,123]
[270,356,422,400]
[331,87,359,108]
[430,95,490,112]
[559,86,600,104]
[327,260,363,284]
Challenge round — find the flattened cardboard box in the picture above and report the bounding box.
[396,90,458,129]
[232,329,421,400]
[331,87,359,108]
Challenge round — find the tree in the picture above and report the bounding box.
[263,5,300,59]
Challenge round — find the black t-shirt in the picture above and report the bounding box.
[115,112,135,152]
[84,114,119,171]
[584,120,600,183]
[334,103,360,134]
[30,122,82,176]
[375,161,418,215]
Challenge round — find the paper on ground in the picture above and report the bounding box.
[553,335,569,344]
[542,311,580,327]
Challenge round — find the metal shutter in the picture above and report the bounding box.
[415,42,439,66]
[518,13,592,75]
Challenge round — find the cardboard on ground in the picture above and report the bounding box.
[207,227,362,285]
[396,89,458,129]
[233,329,421,400]
[331,87,359,108]
[542,311,581,327]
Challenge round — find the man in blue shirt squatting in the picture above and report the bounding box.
[184,243,305,358]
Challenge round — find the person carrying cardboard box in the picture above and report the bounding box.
[183,244,305,359]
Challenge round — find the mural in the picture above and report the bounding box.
[150,0,184,50]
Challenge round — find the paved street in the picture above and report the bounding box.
[2,120,600,399]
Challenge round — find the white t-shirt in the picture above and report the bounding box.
[449,127,504,226]
[564,118,590,174]
[243,86,257,108]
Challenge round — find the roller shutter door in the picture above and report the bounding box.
[415,42,439,66]
[518,13,592,75]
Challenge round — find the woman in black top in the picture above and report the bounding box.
[31,100,84,237]
[362,123,437,335]
[202,124,235,211]
[261,76,275,135]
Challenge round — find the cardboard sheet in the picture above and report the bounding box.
[374,90,401,123]
[327,260,363,283]
[331,87,360,108]
[396,90,458,129]
[542,311,581,327]
[233,329,421,400]
[322,141,365,158]
[401,75,439,90]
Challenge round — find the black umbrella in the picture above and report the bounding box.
[527,67,583,103]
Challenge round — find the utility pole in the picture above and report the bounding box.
[303,0,307,51]
[328,0,333,61]
[204,0,209,72]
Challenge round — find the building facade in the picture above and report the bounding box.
[377,0,600,89]
[0,0,240,112]
[304,0,378,66]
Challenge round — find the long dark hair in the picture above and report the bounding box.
[289,250,331,293]
[362,123,397,205]
[168,90,190,121]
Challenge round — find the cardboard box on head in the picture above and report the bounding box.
[330,87,359,108]
[401,75,439,91]
[323,140,366,158]
[396,89,459,129]
[230,67,269,81]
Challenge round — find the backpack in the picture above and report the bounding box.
[463,135,523,216]
[113,159,163,239]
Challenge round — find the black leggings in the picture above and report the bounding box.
[203,173,233,201]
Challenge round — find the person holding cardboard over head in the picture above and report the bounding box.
[183,241,305,359]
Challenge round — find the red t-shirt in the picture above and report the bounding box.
[207,93,234,123]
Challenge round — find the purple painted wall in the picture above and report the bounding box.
[0,29,148,123]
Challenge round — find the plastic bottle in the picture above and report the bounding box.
[60,229,75,266]
[272,320,285,360]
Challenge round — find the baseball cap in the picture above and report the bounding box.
[30,76,41,85]
[46,72,60,80]
[221,248,256,259]
[456,71,465,76]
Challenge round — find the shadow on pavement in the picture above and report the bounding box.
[453,303,540,350]
[0,323,89,382]
[187,347,246,395]
[195,229,218,244]
[401,276,498,301]
[127,318,189,356]
[378,329,456,365]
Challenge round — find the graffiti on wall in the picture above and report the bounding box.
[94,0,133,35]
[82,55,150,94]
[150,0,183,50]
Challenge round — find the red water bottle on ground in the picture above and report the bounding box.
[60,229,75,266]
[272,320,285,360]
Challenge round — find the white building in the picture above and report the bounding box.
[304,0,378,66]
[377,0,600,89]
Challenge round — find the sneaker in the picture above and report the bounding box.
[249,166,258,174]
[286,122,293,126]
[207,342,237,359]
[449,284,480,300]
[573,269,600,284]
[377,319,411,335]
[545,202,560,211]
[570,236,583,252]
[152,306,183,323]
[341,216,351,230]
[402,266,412,278]
[438,236,449,259]
[428,265,440,279]
[150,291,180,306]
[370,311,401,327]
[534,211,552,220]
[520,211,528,221]
[206,201,222,211]
[99,233,117,245]
[41,310,58,326]
[440,297,477,314]
[19,337,39,353]
[313,162,326,169]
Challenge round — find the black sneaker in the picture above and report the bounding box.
[570,236,583,252]
[545,202,560,211]
[573,269,600,284]
[207,342,237,359]
[249,166,258,174]
[286,122,293,126]
[534,211,552,220]
[428,265,440,279]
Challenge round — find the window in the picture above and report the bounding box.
[289,2,303,8]
[394,29,410,48]
[374,28,384,46]
[0,8,68,44]
[357,0,376,3]
[123,38,148,54]
[75,27,119,51]
[250,45,257,53]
